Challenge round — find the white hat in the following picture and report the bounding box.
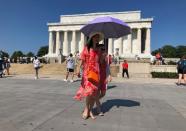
[88,32,104,42]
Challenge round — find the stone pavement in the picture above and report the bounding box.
[0,76,186,131]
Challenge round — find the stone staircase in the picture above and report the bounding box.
[9,63,119,76]
[10,63,67,75]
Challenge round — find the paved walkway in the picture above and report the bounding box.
[0,75,186,131]
[3,74,180,85]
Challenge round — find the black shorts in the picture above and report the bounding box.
[183,69,186,74]
[35,67,40,70]
[67,68,74,72]
[178,69,183,74]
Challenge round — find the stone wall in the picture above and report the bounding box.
[9,64,66,75]
[164,58,179,63]
[110,65,120,77]
[9,63,177,78]
[151,65,177,73]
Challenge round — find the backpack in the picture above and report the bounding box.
[178,60,186,70]
[183,60,186,70]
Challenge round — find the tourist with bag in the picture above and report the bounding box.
[74,32,104,120]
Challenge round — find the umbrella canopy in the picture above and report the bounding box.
[80,16,131,38]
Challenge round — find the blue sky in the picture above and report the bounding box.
[0,0,186,55]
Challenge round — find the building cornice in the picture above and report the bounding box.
[47,18,153,26]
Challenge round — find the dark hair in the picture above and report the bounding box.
[34,56,37,59]
[69,53,73,57]
[86,39,93,51]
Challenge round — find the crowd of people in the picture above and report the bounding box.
[150,52,166,65]
[0,56,43,79]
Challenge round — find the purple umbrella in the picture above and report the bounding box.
[80,16,131,38]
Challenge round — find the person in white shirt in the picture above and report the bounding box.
[64,53,75,82]
[33,56,40,79]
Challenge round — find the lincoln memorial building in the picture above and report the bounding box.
[46,11,153,62]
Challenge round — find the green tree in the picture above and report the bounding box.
[176,45,186,58]
[152,44,186,58]
[11,51,24,62]
[37,46,48,57]
[26,52,35,57]
[0,50,9,58]
[161,45,176,58]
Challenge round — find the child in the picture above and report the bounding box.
[122,60,129,78]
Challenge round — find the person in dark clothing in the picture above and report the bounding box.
[182,55,186,85]
[0,58,4,78]
[177,55,186,86]
[122,60,129,78]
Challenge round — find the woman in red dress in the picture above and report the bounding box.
[74,32,104,119]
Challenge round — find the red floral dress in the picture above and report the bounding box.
[74,46,100,101]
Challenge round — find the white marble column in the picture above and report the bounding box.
[128,34,132,54]
[119,37,123,55]
[63,31,68,56]
[80,33,85,52]
[137,28,142,54]
[108,38,113,55]
[145,28,151,54]
[71,30,76,54]
[55,31,60,55]
[48,31,54,55]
